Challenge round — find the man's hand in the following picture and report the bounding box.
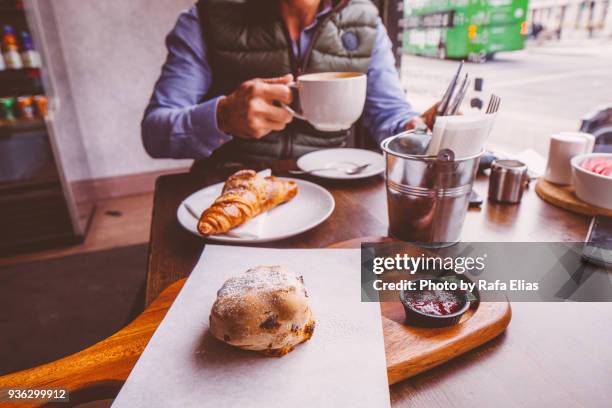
[405,102,439,131]
[217,74,294,139]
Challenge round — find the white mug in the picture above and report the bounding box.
[544,132,594,185]
[283,72,367,132]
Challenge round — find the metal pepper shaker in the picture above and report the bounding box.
[488,159,529,204]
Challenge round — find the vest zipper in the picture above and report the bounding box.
[300,13,335,74]
[278,2,345,159]
[279,18,297,160]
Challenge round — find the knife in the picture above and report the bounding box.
[447,73,470,116]
[437,60,464,117]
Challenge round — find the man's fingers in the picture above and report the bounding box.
[256,75,294,104]
[258,82,293,105]
[247,98,292,123]
[421,102,439,129]
[263,118,290,132]
[262,104,293,124]
[243,101,292,139]
[247,118,286,139]
[405,116,426,131]
[260,74,294,85]
[424,103,439,116]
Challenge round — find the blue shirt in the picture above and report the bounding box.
[142,4,418,159]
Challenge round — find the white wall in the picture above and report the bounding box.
[49,0,195,180]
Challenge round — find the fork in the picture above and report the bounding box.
[486,94,501,114]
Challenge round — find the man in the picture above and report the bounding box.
[142,0,436,161]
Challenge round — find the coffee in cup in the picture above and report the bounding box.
[283,72,367,132]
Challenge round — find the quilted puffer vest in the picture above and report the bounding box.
[197,0,378,160]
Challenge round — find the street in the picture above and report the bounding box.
[400,38,612,156]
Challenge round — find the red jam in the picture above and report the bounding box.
[404,289,464,316]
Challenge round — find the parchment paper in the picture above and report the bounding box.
[112,245,390,408]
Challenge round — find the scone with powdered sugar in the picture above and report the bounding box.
[209,266,315,356]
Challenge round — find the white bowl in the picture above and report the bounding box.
[570,153,612,210]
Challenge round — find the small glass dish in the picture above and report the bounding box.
[399,278,471,328]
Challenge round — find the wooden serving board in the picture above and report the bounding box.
[381,300,510,384]
[535,177,612,217]
[330,237,512,385]
[0,238,511,407]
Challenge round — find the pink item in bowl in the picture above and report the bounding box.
[581,157,612,177]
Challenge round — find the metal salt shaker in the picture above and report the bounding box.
[488,159,529,204]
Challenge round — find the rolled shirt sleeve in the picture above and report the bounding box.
[362,18,420,144]
[141,6,231,159]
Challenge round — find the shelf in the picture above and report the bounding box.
[0,117,45,134]
[0,67,39,78]
[0,182,78,255]
[0,68,44,97]
[0,13,29,34]
[0,2,82,253]
[0,159,60,193]
[0,1,25,14]
[0,6,26,17]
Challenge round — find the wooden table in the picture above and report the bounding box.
[2,160,608,407]
[144,160,611,407]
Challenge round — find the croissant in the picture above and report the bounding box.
[198,170,298,235]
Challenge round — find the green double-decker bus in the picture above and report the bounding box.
[402,0,529,61]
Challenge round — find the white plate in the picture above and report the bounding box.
[296,148,385,180]
[177,178,335,243]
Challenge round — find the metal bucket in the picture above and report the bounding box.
[381,131,483,247]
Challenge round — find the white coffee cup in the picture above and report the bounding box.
[283,72,367,132]
[544,132,594,185]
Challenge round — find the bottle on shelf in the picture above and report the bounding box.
[33,95,47,117]
[17,95,34,120]
[2,25,23,69]
[20,31,40,68]
[0,97,16,121]
[0,52,5,71]
[0,94,47,122]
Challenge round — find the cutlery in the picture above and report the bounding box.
[289,163,371,176]
[447,73,470,116]
[183,202,200,221]
[486,94,501,114]
[493,96,501,113]
[437,61,464,116]
[485,95,494,113]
